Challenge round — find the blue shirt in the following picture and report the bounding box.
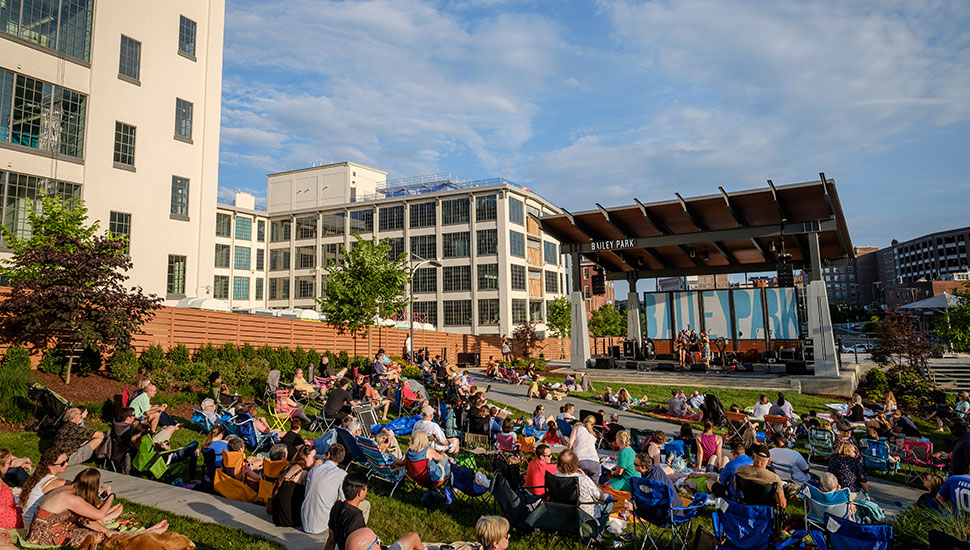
[205,440,229,467]
[941,474,970,513]
[719,454,754,497]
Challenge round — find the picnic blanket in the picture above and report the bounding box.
[650,412,702,423]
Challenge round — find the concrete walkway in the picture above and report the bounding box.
[473,372,923,517]
[65,465,328,550]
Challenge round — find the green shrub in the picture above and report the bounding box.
[194,343,219,365]
[168,343,191,366]
[307,349,321,368]
[865,367,889,401]
[402,365,421,380]
[275,346,295,379]
[0,345,33,423]
[219,343,242,364]
[37,348,66,375]
[336,350,350,371]
[258,344,276,364]
[109,350,139,383]
[169,359,204,389]
[893,505,970,549]
[241,343,258,361]
[350,355,370,375]
[292,346,309,370]
[76,347,103,376]
[140,344,167,371]
[149,364,174,390]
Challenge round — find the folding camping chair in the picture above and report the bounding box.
[807,427,836,462]
[801,484,853,532]
[358,436,406,497]
[267,389,296,431]
[231,413,276,451]
[451,464,492,519]
[808,513,893,550]
[764,414,792,437]
[397,379,428,417]
[630,477,707,550]
[403,455,450,504]
[712,499,807,550]
[531,472,599,546]
[859,438,899,475]
[725,411,752,442]
[901,438,945,483]
[630,428,654,453]
[262,369,283,404]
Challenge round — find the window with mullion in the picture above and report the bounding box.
[171,176,189,217]
[178,15,197,57]
[119,35,141,81]
[214,244,230,268]
[443,265,471,292]
[510,265,526,291]
[475,194,497,222]
[175,98,193,140]
[413,267,437,293]
[410,234,436,260]
[477,264,498,290]
[113,121,136,166]
[442,231,470,258]
[234,246,250,269]
[441,197,470,225]
[409,202,436,228]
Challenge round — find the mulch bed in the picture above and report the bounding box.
[28,372,197,421]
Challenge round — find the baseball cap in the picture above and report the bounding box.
[749,444,770,458]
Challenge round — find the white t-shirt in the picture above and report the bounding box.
[301,461,346,534]
[556,472,602,517]
[571,425,599,462]
[412,419,447,444]
[752,402,772,420]
[21,474,58,527]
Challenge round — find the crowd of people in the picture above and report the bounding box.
[5,344,970,549]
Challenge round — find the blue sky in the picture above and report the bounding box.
[218,0,970,252]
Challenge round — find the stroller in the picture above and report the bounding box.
[701,393,728,427]
[24,383,72,437]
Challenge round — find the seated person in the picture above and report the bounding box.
[129,385,179,443]
[557,403,577,422]
[270,445,317,528]
[412,406,459,454]
[316,356,346,382]
[542,420,563,446]
[326,473,372,550]
[768,435,812,485]
[554,449,613,539]
[222,435,262,485]
[27,467,168,547]
[323,378,359,423]
[827,442,869,497]
[602,386,617,404]
[345,528,423,550]
[209,372,241,411]
[277,388,314,425]
[817,472,857,519]
[711,440,752,499]
[734,444,786,509]
[355,374,392,421]
[646,431,678,477]
[476,516,511,550]
[239,405,284,439]
[485,355,499,378]
[632,452,677,490]
[280,418,307,460]
[667,389,692,418]
[53,407,106,466]
[937,473,970,513]
[202,425,229,468]
[292,367,321,400]
[0,449,30,488]
[687,390,705,410]
[890,409,922,438]
[522,417,546,440]
[198,398,224,428]
[917,473,945,512]
[375,429,404,463]
[302,444,348,535]
[0,449,23,529]
[525,444,558,496]
[19,448,71,528]
[405,431,451,483]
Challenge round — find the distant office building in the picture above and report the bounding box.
[823,246,879,306]
[871,226,970,306]
[0,1,226,303]
[216,164,569,337]
[697,274,730,289]
[578,260,615,318]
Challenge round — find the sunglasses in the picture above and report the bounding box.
[55,460,68,467]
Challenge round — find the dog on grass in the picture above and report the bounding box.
[79,532,195,550]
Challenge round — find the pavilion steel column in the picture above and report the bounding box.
[570,253,591,370]
[626,276,642,345]
[806,232,839,377]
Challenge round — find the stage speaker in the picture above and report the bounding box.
[625,361,639,370]
[623,341,636,358]
[778,347,797,361]
[457,352,480,367]
[784,360,807,375]
[777,263,794,287]
[594,356,616,369]
[737,363,755,373]
[657,362,676,371]
[690,363,708,372]
[610,345,622,359]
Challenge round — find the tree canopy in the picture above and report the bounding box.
[317,234,411,354]
[546,296,571,340]
[0,194,162,383]
[936,282,970,352]
[588,303,626,337]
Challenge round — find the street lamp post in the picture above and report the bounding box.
[409,254,442,364]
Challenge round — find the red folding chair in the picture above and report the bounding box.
[404,457,449,503]
[901,438,945,483]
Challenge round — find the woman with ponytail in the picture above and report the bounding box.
[19,447,70,527]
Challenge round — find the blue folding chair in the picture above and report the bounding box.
[800,485,853,531]
[712,499,807,550]
[556,418,573,438]
[334,427,366,469]
[808,513,893,550]
[859,439,898,475]
[663,439,686,459]
[357,436,405,497]
[450,464,492,518]
[191,409,233,432]
[232,414,275,451]
[630,477,707,550]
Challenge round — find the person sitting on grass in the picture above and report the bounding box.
[209,372,241,411]
[53,407,107,466]
[27,467,169,547]
[268,445,316,528]
[606,430,636,492]
[345,528,423,550]
[326,473,372,550]
[542,420,563,446]
[129,385,179,443]
[0,449,31,489]
[476,515,511,550]
[0,449,23,529]
[916,473,946,512]
[19,448,71,528]
[302,444,347,535]
[696,420,729,472]
[667,389,692,418]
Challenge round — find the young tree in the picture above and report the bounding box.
[936,282,970,352]
[546,297,571,358]
[317,234,410,356]
[588,303,626,337]
[511,320,540,359]
[0,194,162,384]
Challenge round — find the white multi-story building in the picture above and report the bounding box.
[213,192,268,308]
[216,162,570,337]
[0,1,225,302]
